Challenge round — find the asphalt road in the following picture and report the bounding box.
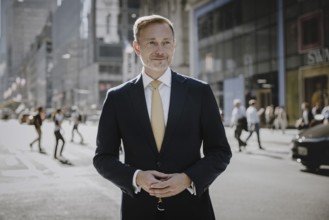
[0,119,328,220]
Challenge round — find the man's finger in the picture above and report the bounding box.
[151,170,169,179]
[150,180,170,189]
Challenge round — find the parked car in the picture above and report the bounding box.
[0,108,14,120]
[291,123,329,171]
[18,111,35,125]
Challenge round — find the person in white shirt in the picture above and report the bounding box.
[274,106,288,134]
[245,99,264,150]
[230,99,247,152]
[265,105,275,129]
[301,102,314,128]
[71,109,84,144]
[321,105,329,124]
[53,108,65,159]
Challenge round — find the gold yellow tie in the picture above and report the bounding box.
[150,80,165,152]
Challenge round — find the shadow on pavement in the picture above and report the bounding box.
[58,158,74,166]
[300,168,329,177]
[244,151,286,160]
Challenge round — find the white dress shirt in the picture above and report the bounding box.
[231,106,246,125]
[142,67,172,124]
[246,106,260,124]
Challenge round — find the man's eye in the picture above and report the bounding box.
[163,41,172,47]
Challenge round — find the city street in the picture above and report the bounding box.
[0,119,328,220]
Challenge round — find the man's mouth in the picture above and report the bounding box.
[152,57,166,60]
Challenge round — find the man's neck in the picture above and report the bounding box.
[143,68,167,80]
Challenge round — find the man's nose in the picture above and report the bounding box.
[154,44,165,53]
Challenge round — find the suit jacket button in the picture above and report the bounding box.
[156,161,161,167]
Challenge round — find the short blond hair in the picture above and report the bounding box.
[133,15,175,42]
[233,99,241,106]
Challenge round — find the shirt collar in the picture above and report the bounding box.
[142,67,172,89]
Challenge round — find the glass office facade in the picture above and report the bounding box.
[196,0,329,125]
[284,0,329,124]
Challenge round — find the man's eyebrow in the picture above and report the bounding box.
[143,38,156,41]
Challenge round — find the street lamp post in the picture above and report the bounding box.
[62,52,78,107]
[62,51,82,109]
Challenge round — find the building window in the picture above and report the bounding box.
[128,12,138,25]
[285,20,297,55]
[198,13,214,40]
[99,81,112,105]
[214,1,241,33]
[46,41,52,53]
[205,53,214,73]
[99,45,122,57]
[99,81,112,91]
[99,64,121,75]
[99,65,111,74]
[298,10,323,53]
[127,0,140,9]
[256,27,270,62]
[106,14,111,34]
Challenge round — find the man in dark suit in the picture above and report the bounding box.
[93,14,232,220]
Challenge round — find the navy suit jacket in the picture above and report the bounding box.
[93,71,232,220]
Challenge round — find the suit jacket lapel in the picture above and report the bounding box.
[128,72,188,155]
[162,72,188,152]
[129,74,158,155]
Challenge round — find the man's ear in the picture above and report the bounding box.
[133,40,140,56]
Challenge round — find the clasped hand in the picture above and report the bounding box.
[136,170,191,198]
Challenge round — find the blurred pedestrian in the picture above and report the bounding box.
[295,102,314,129]
[93,14,232,220]
[321,105,329,124]
[274,106,288,134]
[230,99,247,152]
[29,106,46,153]
[71,108,84,144]
[245,99,264,150]
[265,105,275,130]
[311,102,322,117]
[53,108,65,159]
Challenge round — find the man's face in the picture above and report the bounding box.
[133,22,176,76]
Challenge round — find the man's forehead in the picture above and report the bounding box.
[139,23,174,36]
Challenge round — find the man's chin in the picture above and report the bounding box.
[148,65,168,72]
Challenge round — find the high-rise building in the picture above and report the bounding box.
[51,0,140,112]
[0,0,56,108]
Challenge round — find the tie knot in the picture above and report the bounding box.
[151,80,161,90]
